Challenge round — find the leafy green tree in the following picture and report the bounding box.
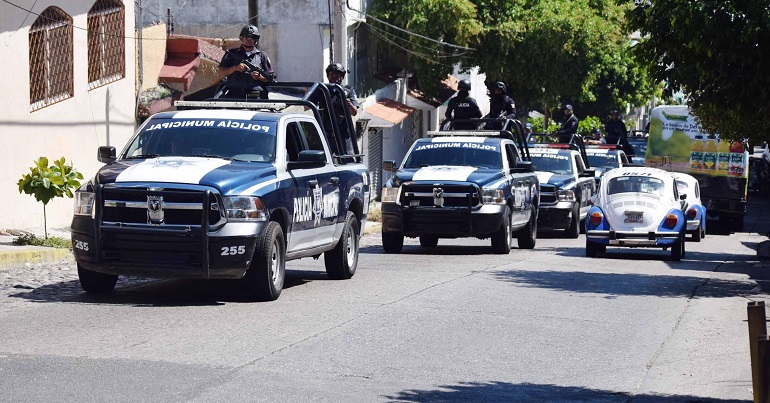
[370,0,658,132]
[17,157,83,239]
[627,0,770,143]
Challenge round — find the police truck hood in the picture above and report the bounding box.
[96,157,277,195]
[396,166,505,186]
[535,172,575,188]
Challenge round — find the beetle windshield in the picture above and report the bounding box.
[608,176,666,196]
[403,142,502,169]
[124,118,278,162]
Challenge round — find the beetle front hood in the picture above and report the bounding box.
[602,193,666,232]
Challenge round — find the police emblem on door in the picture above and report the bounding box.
[147,195,164,225]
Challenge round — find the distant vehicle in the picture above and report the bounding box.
[584,145,632,187]
[645,105,749,232]
[585,167,687,261]
[749,142,770,195]
[672,172,707,242]
[627,130,649,164]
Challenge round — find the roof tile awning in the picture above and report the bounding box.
[159,38,200,91]
[362,99,417,128]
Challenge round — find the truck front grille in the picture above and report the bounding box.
[400,183,480,208]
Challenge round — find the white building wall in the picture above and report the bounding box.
[0,0,137,231]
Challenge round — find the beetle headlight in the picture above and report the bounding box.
[381,187,400,203]
[482,189,505,204]
[558,189,576,202]
[224,196,268,221]
[73,192,95,217]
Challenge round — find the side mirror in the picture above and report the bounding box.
[383,160,398,172]
[679,194,687,200]
[98,146,117,163]
[287,150,326,170]
[580,168,596,178]
[511,160,534,173]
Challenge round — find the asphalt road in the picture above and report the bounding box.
[1,201,768,402]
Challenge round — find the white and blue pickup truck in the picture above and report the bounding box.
[71,83,369,301]
[380,119,539,254]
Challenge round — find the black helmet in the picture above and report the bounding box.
[493,81,507,92]
[240,25,260,40]
[458,79,471,91]
[325,62,347,76]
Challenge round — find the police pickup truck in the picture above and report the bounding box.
[584,144,632,186]
[380,119,539,254]
[71,83,369,301]
[529,136,596,238]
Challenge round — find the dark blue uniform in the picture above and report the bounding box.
[445,91,482,129]
[219,46,275,99]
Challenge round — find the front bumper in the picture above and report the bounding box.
[537,202,576,231]
[381,202,506,237]
[586,229,681,247]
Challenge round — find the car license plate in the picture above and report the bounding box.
[624,211,643,223]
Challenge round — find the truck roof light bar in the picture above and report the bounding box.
[174,101,289,110]
[427,131,506,138]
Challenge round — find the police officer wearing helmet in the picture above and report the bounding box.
[217,25,276,99]
[445,79,482,130]
[487,81,516,119]
[325,62,359,117]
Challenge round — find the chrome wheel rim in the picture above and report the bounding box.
[345,223,358,266]
[271,239,284,288]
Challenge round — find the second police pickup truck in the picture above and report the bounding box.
[380,119,539,254]
[528,136,596,238]
[70,83,369,302]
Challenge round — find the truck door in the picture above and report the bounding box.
[574,154,594,218]
[298,120,341,247]
[286,121,320,252]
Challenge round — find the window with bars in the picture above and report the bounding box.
[29,7,74,111]
[87,0,125,89]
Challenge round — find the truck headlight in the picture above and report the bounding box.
[482,189,505,204]
[224,196,268,221]
[73,192,95,217]
[558,189,576,202]
[381,187,400,203]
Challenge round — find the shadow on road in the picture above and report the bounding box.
[383,381,750,402]
[7,269,328,306]
[360,244,493,255]
[493,268,761,298]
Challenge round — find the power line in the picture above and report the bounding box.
[366,23,471,69]
[344,0,475,51]
[367,23,471,59]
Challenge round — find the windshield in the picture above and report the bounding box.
[628,140,648,159]
[530,152,573,174]
[586,153,619,169]
[607,176,666,196]
[124,118,277,162]
[403,141,502,169]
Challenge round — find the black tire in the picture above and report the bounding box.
[325,212,359,280]
[566,204,580,239]
[491,206,512,254]
[382,231,404,253]
[732,213,744,232]
[516,205,537,249]
[419,235,439,248]
[670,232,684,261]
[691,225,702,242]
[244,221,285,301]
[585,238,600,258]
[77,264,118,294]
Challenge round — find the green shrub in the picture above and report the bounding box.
[12,233,71,249]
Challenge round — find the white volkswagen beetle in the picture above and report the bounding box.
[672,172,707,241]
[585,167,687,260]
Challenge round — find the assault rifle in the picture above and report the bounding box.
[241,58,275,82]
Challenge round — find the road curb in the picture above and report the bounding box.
[0,248,73,271]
